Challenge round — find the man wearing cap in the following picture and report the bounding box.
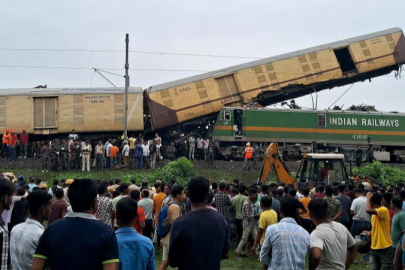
[1,129,10,158]
[19,129,29,158]
[122,141,130,168]
[8,130,17,162]
[242,143,254,171]
[63,179,74,206]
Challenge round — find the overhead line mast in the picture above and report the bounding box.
[124,33,129,141]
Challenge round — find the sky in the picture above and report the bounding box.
[0,0,404,111]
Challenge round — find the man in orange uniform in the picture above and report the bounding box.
[153,182,166,249]
[242,142,254,171]
[8,130,17,162]
[109,143,119,168]
[1,129,10,158]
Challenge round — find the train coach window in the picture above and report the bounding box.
[317,114,326,128]
[222,111,231,121]
[333,47,357,73]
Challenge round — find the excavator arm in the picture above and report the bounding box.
[258,143,297,186]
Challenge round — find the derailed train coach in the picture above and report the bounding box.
[213,107,405,162]
[0,87,144,137]
[145,27,405,137]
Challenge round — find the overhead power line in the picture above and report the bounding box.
[0,64,209,72]
[0,47,263,59]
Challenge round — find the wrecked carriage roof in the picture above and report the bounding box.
[147,27,403,93]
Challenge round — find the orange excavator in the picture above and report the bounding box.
[258,143,296,185]
[258,143,351,186]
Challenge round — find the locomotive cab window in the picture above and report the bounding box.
[222,110,231,121]
[333,47,357,73]
[317,114,326,128]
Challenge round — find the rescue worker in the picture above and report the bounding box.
[50,139,60,172]
[19,129,29,158]
[59,139,69,171]
[82,140,92,172]
[242,142,253,171]
[253,143,260,169]
[1,129,10,158]
[8,130,17,162]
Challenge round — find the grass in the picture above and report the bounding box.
[153,241,369,270]
[0,167,261,186]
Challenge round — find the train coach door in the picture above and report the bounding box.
[34,97,58,133]
[233,109,243,140]
[333,47,357,74]
[215,75,242,105]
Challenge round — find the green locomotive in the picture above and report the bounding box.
[212,107,405,162]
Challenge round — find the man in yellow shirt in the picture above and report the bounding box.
[365,192,393,269]
[252,196,277,268]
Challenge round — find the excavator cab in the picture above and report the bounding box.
[258,143,350,186]
[296,153,350,184]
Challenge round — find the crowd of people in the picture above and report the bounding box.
[1,129,222,172]
[2,169,405,269]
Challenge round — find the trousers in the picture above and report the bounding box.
[370,247,394,270]
[243,158,253,171]
[189,146,195,160]
[20,144,28,157]
[82,154,90,171]
[96,154,103,170]
[236,225,257,254]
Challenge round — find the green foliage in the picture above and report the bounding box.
[156,157,196,187]
[353,161,405,186]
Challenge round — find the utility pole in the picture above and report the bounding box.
[124,33,129,141]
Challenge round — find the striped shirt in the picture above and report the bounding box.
[242,199,255,227]
[260,217,310,270]
[0,217,10,270]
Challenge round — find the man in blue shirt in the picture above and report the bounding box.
[115,197,155,270]
[260,195,310,270]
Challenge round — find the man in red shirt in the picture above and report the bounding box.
[19,129,29,158]
[130,190,145,233]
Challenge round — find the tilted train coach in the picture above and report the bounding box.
[0,27,404,142]
[146,27,405,137]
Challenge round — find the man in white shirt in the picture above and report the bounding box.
[122,141,130,168]
[308,198,357,270]
[10,190,52,270]
[350,188,371,237]
[104,139,112,169]
[142,141,149,169]
[188,135,195,160]
[138,189,154,240]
